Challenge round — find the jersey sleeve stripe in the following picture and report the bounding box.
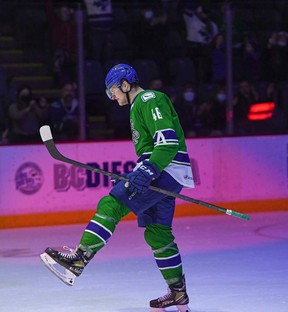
[153,129,179,147]
[137,153,152,163]
[153,129,178,141]
[137,151,190,166]
[171,151,191,166]
[154,140,179,147]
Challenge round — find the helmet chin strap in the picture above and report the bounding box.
[125,92,131,105]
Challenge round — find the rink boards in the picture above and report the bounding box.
[0,134,287,228]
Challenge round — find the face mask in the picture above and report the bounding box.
[20,94,31,104]
[144,10,154,20]
[184,91,195,102]
[217,93,226,102]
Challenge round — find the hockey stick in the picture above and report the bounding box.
[39,125,250,221]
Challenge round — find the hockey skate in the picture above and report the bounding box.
[40,246,93,286]
[150,275,191,312]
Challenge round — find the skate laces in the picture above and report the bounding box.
[59,246,78,259]
[158,288,172,302]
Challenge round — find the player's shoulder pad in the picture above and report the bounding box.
[140,91,156,103]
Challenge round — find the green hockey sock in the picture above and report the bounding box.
[144,224,183,285]
[79,195,130,254]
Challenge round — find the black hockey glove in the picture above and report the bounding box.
[126,160,160,194]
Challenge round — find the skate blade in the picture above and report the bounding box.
[150,305,191,312]
[175,305,191,312]
[40,252,76,286]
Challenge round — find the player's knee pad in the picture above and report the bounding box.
[96,195,129,224]
[97,195,119,218]
[144,224,175,251]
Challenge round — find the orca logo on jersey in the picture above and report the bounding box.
[131,119,140,145]
[141,92,156,102]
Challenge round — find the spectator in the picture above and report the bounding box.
[134,3,168,61]
[182,4,219,84]
[45,0,78,86]
[256,82,276,102]
[211,32,260,84]
[149,78,164,91]
[83,0,113,61]
[196,84,227,136]
[211,33,227,83]
[257,82,286,134]
[163,86,180,108]
[213,1,248,50]
[260,31,288,82]
[48,82,79,140]
[211,2,257,83]
[233,36,260,82]
[8,85,48,143]
[233,80,259,134]
[176,83,199,136]
[265,83,276,102]
[212,85,227,134]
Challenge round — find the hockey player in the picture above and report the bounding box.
[41,64,194,312]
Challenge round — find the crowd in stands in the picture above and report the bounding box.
[0,0,288,144]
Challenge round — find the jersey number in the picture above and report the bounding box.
[151,107,163,121]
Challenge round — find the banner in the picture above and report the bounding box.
[0,135,287,216]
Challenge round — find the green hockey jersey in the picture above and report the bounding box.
[130,90,194,188]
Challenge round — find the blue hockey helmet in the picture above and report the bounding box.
[105,64,139,99]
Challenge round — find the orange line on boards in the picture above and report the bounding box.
[0,199,287,229]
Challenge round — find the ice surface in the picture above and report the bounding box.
[0,212,287,312]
